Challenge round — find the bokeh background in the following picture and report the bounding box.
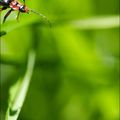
[0,0,119,120]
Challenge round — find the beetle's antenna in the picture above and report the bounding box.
[29,9,52,27]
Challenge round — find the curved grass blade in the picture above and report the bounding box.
[5,50,36,120]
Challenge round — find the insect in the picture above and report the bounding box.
[0,0,50,25]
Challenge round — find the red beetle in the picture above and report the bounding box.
[0,0,50,25]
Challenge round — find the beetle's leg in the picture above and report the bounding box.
[0,7,7,11]
[3,9,13,23]
[16,11,20,21]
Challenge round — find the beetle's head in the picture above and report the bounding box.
[19,5,29,13]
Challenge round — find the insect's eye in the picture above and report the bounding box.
[20,6,25,12]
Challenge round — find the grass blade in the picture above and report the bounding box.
[5,50,36,120]
[70,16,120,29]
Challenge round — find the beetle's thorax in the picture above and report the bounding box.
[9,1,19,10]
[9,0,29,12]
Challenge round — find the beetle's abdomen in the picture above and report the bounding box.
[0,0,11,4]
[0,0,11,6]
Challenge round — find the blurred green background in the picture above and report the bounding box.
[0,0,119,120]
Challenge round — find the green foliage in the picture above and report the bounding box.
[0,0,119,120]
